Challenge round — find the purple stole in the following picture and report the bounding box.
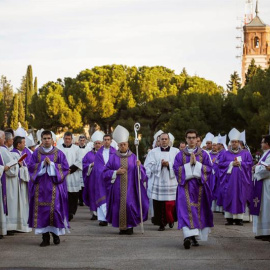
[0,151,8,215]
[250,150,270,216]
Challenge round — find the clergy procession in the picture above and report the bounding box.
[0,124,270,251]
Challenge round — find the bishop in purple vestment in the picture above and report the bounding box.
[103,125,149,235]
[218,128,253,226]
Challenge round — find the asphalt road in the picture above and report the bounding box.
[0,206,270,270]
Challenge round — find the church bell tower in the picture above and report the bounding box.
[242,0,270,83]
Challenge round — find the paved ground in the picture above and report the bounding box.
[0,206,270,270]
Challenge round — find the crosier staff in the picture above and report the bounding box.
[134,122,144,234]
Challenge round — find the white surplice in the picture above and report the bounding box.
[57,144,81,192]
[253,149,270,236]
[10,151,32,232]
[0,146,19,231]
[144,147,179,201]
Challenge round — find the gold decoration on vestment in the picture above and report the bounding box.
[119,157,128,230]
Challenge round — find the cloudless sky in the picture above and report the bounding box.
[0,0,269,90]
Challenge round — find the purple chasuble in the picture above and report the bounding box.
[94,146,116,208]
[218,149,253,214]
[250,150,270,216]
[28,147,70,229]
[82,150,97,211]
[173,148,214,230]
[103,150,149,229]
[0,153,7,215]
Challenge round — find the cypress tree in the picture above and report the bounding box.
[18,93,28,129]
[10,94,19,130]
[25,65,33,118]
[34,77,38,94]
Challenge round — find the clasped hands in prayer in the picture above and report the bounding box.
[161,159,169,167]
[117,160,141,175]
[44,157,51,165]
[233,158,241,167]
[190,153,197,165]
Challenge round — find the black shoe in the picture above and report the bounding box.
[0,235,3,239]
[79,201,84,206]
[191,236,199,247]
[255,235,270,240]
[90,214,97,221]
[7,231,14,236]
[126,228,133,235]
[119,230,127,235]
[50,233,60,245]
[68,213,73,221]
[225,218,234,226]
[169,222,174,228]
[99,221,108,226]
[158,226,165,231]
[261,236,270,241]
[183,238,191,249]
[235,219,243,226]
[40,232,50,247]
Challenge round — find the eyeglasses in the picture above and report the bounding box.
[187,137,196,140]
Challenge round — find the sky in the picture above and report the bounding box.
[0,0,270,90]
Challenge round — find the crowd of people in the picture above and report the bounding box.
[0,125,270,250]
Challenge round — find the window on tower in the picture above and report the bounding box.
[254,37,260,48]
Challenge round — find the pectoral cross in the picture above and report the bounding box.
[253,197,260,208]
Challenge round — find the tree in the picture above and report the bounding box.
[245,59,258,84]
[30,81,82,131]
[25,65,34,119]
[227,71,241,94]
[234,66,270,151]
[34,77,38,94]
[0,91,5,128]
[18,93,27,129]
[180,67,188,77]
[0,75,13,128]
[10,94,19,130]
